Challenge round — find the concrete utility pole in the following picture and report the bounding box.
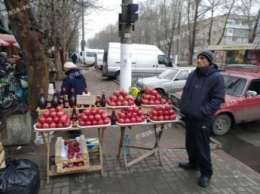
[81,5,85,51]
[120,0,134,92]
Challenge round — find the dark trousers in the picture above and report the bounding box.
[184,118,213,177]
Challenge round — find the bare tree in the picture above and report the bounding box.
[215,0,236,45]
[4,0,99,120]
[4,0,49,119]
[187,0,202,65]
[238,0,260,43]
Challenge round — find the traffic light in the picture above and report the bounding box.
[127,4,138,23]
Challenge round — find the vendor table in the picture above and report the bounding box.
[116,120,179,169]
[34,126,105,183]
[35,106,178,182]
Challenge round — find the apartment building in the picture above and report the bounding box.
[179,14,260,60]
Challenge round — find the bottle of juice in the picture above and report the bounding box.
[38,88,47,109]
[69,88,76,108]
[100,91,106,107]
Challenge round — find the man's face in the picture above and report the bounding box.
[197,55,210,69]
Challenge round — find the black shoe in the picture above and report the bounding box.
[178,162,199,171]
[198,175,211,187]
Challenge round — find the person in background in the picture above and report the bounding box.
[0,52,7,77]
[60,62,87,138]
[14,52,27,79]
[179,50,225,187]
[71,52,77,64]
[49,55,57,88]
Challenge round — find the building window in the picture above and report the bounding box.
[232,37,237,42]
[226,37,232,42]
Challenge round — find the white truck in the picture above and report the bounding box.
[102,42,173,83]
[78,49,104,67]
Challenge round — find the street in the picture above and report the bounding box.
[214,121,260,173]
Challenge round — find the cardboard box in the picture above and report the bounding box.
[85,138,100,153]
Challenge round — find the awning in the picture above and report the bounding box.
[0,38,10,46]
[0,34,16,45]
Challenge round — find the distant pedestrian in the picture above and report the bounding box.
[71,52,77,64]
[49,55,57,88]
[14,52,27,79]
[179,50,225,187]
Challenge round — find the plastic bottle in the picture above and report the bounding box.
[134,89,142,106]
[51,89,59,108]
[100,91,106,107]
[47,83,54,109]
[111,108,116,125]
[38,88,46,109]
[69,88,76,108]
[124,135,130,157]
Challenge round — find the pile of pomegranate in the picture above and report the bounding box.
[141,89,167,106]
[36,106,71,129]
[116,106,145,124]
[149,105,176,121]
[106,90,135,107]
[63,139,84,168]
[78,107,110,126]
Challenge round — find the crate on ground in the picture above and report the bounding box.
[86,137,100,154]
[55,135,90,173]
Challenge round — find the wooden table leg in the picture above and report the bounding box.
[98,128,105,176]
[153,124,164,166]
[117,127,125,159]
[45,132,50,183]
[40,132,48,151]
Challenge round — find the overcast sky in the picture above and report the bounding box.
[78,0,143,45]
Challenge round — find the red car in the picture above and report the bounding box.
[171,68,260,135]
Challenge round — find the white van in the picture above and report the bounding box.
[94,53,104,70]
[78,49,104,66]
[102,42,173,83]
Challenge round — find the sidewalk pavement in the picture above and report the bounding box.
[6,147,260,194]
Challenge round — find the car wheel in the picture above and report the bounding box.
[156,89,166,99]
[115,71,120,82]
[212,114,231,136]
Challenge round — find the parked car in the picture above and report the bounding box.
[220,64,257,70]
[171,68,260,135]
[134,67,195,98]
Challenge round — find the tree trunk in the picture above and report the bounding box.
[249,8,260,43]
[4,0,49,120]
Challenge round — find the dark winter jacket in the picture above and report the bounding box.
[14,58,27,79]
[60,68,87,97]
[180,64,225,120]
[71,53,77,62]
[0,54,7,77]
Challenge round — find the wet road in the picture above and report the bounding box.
[214,121,260,173]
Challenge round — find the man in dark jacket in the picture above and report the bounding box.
[179,50,225,187]
[61,62,87,138]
